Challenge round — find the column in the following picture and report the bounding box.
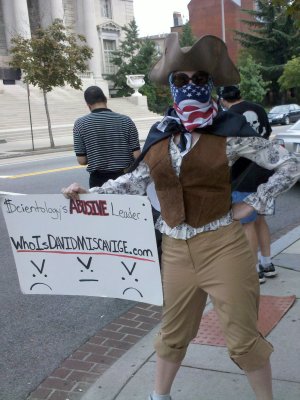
[38,0,51,28]
[50,0,65,22]
[2,0,14,49]
[2,0,31,49]
[13,0,31,39]
[82,0,102,78]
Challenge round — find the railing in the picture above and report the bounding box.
[77,71,94,79]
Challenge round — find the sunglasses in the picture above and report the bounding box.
[171,71,210,88]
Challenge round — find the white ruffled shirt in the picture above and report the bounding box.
[90,134,299,240]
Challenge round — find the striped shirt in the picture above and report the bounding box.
[73,108,140,173]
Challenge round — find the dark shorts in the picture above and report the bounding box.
[89,169,125,188]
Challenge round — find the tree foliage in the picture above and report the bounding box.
[9,19,92,147]
[179,22,197,47]
[109,19,172,114]
[9,19,92,92]
[235,0,300,103]
[108,19,141,97]
[271,0,300,24]
[238,55,270,103]
[279,56,300,89]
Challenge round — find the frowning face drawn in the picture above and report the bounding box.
[120,261,143,298]
[77,256,99,283]
[30,259,52,291]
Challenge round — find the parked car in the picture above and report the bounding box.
[273,120,300,182]
[268,104,300,125]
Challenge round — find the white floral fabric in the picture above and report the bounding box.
[90,135,299,239]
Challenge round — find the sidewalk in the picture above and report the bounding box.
[27,225,300,400]
[0,127,147,161]
[0,135,73,160]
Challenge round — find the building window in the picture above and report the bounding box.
[101,0,112,19]
[103,39,117,74]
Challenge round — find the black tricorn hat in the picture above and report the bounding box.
[149,33,240,86]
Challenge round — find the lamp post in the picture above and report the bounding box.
[221,0,226,42]
[26,82,35,151]
[221,0,242,43]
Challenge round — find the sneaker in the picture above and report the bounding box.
[258,269,266,284]
[148,395,172,400]
[259,263,277,278]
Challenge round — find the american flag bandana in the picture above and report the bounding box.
[170,78,218,132]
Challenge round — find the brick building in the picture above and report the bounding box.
[188,0,256,62]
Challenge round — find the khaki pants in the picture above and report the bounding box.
[155,221,273,372]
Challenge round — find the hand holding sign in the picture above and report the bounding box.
[61,182,88,200]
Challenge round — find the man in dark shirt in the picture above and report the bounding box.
[73,86,141,188]
[220,86,276,283]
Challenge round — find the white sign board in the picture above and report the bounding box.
[1,193,163,305]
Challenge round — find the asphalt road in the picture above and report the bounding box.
[0,154,135,400]
[0,148,299,400]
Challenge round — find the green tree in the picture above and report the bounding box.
[179,22,197,47]
[235,0,300,103]
[238,55,270,103]
[271,0,300,24]
[109,19,141,97]
[109,20,172,114]
[135,40,172,114]
[9,19,92,148]
[279,56,300,89]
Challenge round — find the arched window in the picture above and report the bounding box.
[100,0,112,19]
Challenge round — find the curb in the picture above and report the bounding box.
[0,145,73,160]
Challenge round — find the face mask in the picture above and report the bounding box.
[170,73,214,104]
[169,74,218,131]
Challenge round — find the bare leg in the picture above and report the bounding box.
[154,356,181,395]
[243,221,258,263]
[255,216,271,257]
[153,355,273,399]
[245,360,273,400]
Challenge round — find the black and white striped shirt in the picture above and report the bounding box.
[73,108,140,173]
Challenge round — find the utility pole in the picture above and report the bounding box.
[221,0,226,42]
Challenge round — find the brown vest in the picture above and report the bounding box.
[144,134,231,228]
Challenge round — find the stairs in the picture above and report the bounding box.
[0,84,161,144]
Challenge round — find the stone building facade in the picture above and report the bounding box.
[188,0,255,63]
[0,0,134,94]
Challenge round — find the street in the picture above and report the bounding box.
[0,144,300,400]
[0,153,135,400]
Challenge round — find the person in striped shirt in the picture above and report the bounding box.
[73,86,141,188]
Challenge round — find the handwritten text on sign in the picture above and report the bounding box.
[1,194,163,305]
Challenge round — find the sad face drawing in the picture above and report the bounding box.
[120,261,143,298]
[30,259,52,291]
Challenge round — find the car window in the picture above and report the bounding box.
[269,105,290,113]
[290,105,295,111]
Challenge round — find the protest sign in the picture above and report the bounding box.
[1,193,163,305]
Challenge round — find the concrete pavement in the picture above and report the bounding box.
[78,226,300,400]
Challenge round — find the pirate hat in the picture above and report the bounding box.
[149,33,240,86]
